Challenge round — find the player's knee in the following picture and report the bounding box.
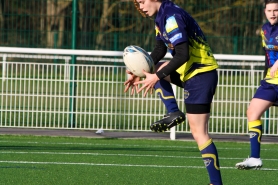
[246,108,253,119]
[246,107,259,121]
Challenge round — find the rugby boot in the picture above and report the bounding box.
[150,111,185,132]
[235,157,262,170]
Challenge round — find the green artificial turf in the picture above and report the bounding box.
[0,135,277,185]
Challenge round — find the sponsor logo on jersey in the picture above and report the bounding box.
[165,16,179,34]
[169,33,182,43]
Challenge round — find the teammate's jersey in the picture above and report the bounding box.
[261,22,278,84]
[154,1,218,82]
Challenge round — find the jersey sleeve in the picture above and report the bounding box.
[164,14,188,46]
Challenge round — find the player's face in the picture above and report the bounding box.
[265,3,278,25]
[136,0,161,17]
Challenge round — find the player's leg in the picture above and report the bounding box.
[184,70,222,185]
[236,80,275,170]
[150,62,185,132]
[187,112,222,185]
[235,99,272,169]
[248,98,272,158]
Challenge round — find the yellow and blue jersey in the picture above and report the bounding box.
[155,1,218,82]
[261,23,278,84]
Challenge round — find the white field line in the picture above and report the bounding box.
[0,160,277,171]
[0,160,230,169]
[0,151,278,162]
[0,161,278,171]
[0,140,277,151]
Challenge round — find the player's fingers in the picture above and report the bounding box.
[137,86,143,93]
[143,90,147,97]
[124,80,129,86]
[124,77,134,85]
[138,84,147,93]
[134,80,144,85]
[124,83,130,93]
[150,88,153,94]
[143,87,150,97]
[131,86,135,95]
[135,84,139,94]
[126,70,133,75]
[143,86,151,97]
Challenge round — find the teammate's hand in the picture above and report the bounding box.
[134,70,159,97]
[270,60,278,77]
[124,70,140,95]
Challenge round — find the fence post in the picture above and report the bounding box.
[2,54,6,82]
[114,33,118,74]
[170,84,177,140]
[69,0,78,128]
[264,110,269,134]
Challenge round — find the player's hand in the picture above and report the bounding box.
[124,70,140,95]
[270,60,278,77]
[134,70,159,97]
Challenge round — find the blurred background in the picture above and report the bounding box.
[0,0,265,54]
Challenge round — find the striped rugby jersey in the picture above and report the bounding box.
[154,0,218,82]
[261,22,278,84]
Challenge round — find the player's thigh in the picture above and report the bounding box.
[187,113,210,146]
[248,80,277,120]
[247,98,273,121]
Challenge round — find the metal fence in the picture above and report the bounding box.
[0,47,277,136]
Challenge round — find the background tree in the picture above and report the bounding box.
[0,0,265,54]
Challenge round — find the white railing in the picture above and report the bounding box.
[0,47,277,139]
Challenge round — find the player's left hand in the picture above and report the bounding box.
[270,60,278,77]
[134,70,159,97]
[124,70,140,95]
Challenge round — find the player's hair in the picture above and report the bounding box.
[265,0,278,7]
[133,0,167,17]
[133,0,147,18]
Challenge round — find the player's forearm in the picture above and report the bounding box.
[156,42,189,79]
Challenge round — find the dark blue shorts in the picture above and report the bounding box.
[170,70,218,104]
[253,80,278,105]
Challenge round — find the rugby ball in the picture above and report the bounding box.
[123,45,155,77]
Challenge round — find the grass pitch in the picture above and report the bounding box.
[0,135,277,185]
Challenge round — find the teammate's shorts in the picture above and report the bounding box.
[170,69,218,104]
[253,80,278,106]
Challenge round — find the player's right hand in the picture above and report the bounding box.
[124,70,140,95]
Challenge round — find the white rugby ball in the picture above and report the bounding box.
[123,45,155,77]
